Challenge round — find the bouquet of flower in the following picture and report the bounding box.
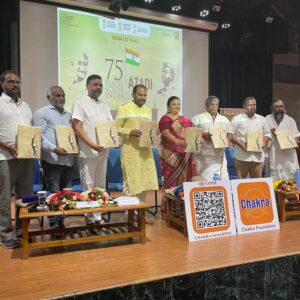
[274,180,296,193]
[164,184,184,201]
[80,188,115,207]
[174,184,184,200]
[46,190,83,211]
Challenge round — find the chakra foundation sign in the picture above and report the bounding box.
[231,178,280,234]
[183,181,236,242]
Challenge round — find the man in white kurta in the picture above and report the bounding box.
[231,97,271,179]
[266,99,300,180]
[72,74,112,224]
[192,96,233,180]
[0,70,33,249]
[116,85,158,223]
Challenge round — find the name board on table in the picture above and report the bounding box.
[76,201,100,209]
[183,181,236,242]
[231,178,280,234]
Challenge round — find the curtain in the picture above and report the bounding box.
[209,35,273,117]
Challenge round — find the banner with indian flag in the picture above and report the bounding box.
[58,9,182,120]
[125,48,140,66]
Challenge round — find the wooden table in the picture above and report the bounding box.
[19,202,149,259]
[276,190,300,222]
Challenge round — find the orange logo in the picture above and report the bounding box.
[189,186,230,234]
[237,181,274,225]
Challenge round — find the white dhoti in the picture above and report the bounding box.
[79,151,108,223]
[194,153,229,181]
[266,114,300,180]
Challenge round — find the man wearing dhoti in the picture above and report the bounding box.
[192,95,233,180]
[266,98,300,180]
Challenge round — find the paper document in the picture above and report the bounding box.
[96,120,119,148]
[209,127,228,148]
[276,130,298,149]
[247,130,263,152]
[55,125,78,153]
[139,120,159,147]
[17,125,41,158]
[185,127,203,153]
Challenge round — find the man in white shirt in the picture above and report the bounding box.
[0,70,33,249]
[72,74,112,225]
[231,96,271,179]
[192,96,233,180]
[266,99,300,180]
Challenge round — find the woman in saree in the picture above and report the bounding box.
[158,96,195,199]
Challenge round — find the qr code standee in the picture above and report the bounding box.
[193,190,227,229]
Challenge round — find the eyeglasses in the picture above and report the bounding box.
[5,80,22,86]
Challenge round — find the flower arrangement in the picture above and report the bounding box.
[80,188,115,207]
[174,187,184,200]
[45,188,117,211]
[165,184,185,201]
[274,180,296,193]
[46,190,83,211]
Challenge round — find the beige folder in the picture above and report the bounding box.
[55,125,78,153]
[95,120,119,148]
[17,125,41,158]
[185,127,203,153]
[209,127,228,148]
[247,130,263,152]
[139,120,159,147]
[276,130,298,149]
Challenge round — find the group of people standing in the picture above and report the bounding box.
[159,95,299,188]
[0,70,159,249]
[0,69,299,250]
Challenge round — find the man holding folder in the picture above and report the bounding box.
[231,96,271,179]
[116,85,158,224]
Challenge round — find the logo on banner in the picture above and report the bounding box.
[231,178,279,235]
[237,181,273,225]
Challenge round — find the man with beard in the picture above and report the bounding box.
[231,96,271,179]
[0,70,33,249]
[72,74,112,225]
[265,99,300,180]
[192,95,233,180]
[116,85,158,224]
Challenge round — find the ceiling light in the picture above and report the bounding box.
[221,23,231,29]
[144,0,154,3]
[171,5,181,12]
[200,9,210,17]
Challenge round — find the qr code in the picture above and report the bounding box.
[193,190,227,229]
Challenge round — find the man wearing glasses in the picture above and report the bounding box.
[0,70,33,249]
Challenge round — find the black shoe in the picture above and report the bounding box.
[0,239,21,249]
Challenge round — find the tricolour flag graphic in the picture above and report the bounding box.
[125,48,140,66]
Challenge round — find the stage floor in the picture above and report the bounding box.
[2,197,300,299]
